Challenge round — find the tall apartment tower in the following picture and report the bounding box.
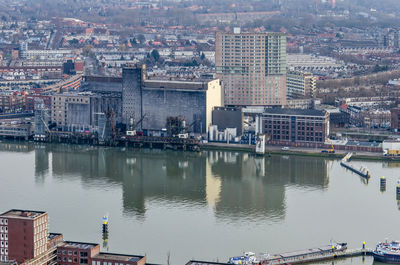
[216,28,287,106]
[0,209,48,264]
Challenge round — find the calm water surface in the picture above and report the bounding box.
[0,142,399,265]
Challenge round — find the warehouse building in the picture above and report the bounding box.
[262,108,329,146]
[122,66,223,134]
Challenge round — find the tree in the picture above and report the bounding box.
[137,34,146,45]
[151,49,160,62]
[200,52,206,60]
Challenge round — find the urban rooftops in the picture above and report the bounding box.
[93,252,144,262]
[143,79,213,91]
[0,209,46,219]
[263,108,326,117]
[59,241,99,249]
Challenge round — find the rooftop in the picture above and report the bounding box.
[93,253,144,262]
[185,261,231,265]
[49,233,63,241]
[143,79,214,91]
[0,209,46,219]
[263,108,326,117]
[59,241,99,250]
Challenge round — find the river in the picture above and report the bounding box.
[0,141,399,265]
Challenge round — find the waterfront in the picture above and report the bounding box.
[0,142,400,265]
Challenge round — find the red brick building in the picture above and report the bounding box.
[0,210,48,264]
[1,209,146,265]
[56,242,146,265]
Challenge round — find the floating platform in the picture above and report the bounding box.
[340,152,370,179]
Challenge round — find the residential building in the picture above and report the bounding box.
[286,70,316,99]
[261,108,329,146]
[216,28,287,106]
[0,209,146,265]
[0,209,49,264]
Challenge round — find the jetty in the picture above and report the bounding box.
[340,152,370,178]
[227,243,373,265]
[264,247,372,265]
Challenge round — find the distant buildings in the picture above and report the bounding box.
[216,28,287,106]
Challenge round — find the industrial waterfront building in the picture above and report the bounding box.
[216,28,287,106]
[261,108,329,146]
[0,209,146,265]
[122,66,223,134]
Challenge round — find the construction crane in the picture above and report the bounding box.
[126,114,146,136]
[322,139,335,153]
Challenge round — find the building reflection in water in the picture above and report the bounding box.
[4,142,329,222]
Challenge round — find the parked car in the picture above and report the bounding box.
[281,146,290,151]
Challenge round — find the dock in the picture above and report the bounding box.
[228,243,373,265]
[340,152,370,179]
[264,248,372,265]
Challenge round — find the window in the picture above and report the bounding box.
[74,258,77,263]
[68,251,72,255]
[80,259,88,264]
[80,252,88,257]
[74,252,77,256]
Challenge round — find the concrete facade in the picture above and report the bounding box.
[216,30,287,106]
[51,93,99,131]
[122,67,223,134]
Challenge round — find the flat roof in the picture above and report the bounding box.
[59,241,99,250]
[49,233,63,240]
[143,80,210,91]
[185,261,231,265]
[93,252,144,262]
[0,209,46,219]
[263,108,326,117]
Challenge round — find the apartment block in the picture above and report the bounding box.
[0,209,48,264]
[216,28,286,106]
[286,70,316,99]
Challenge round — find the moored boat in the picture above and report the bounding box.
[373,241,400,264]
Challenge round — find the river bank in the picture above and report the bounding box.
[203,142,400,162]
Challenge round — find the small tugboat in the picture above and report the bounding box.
[228,252,263,265]
[373,241,400,264]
